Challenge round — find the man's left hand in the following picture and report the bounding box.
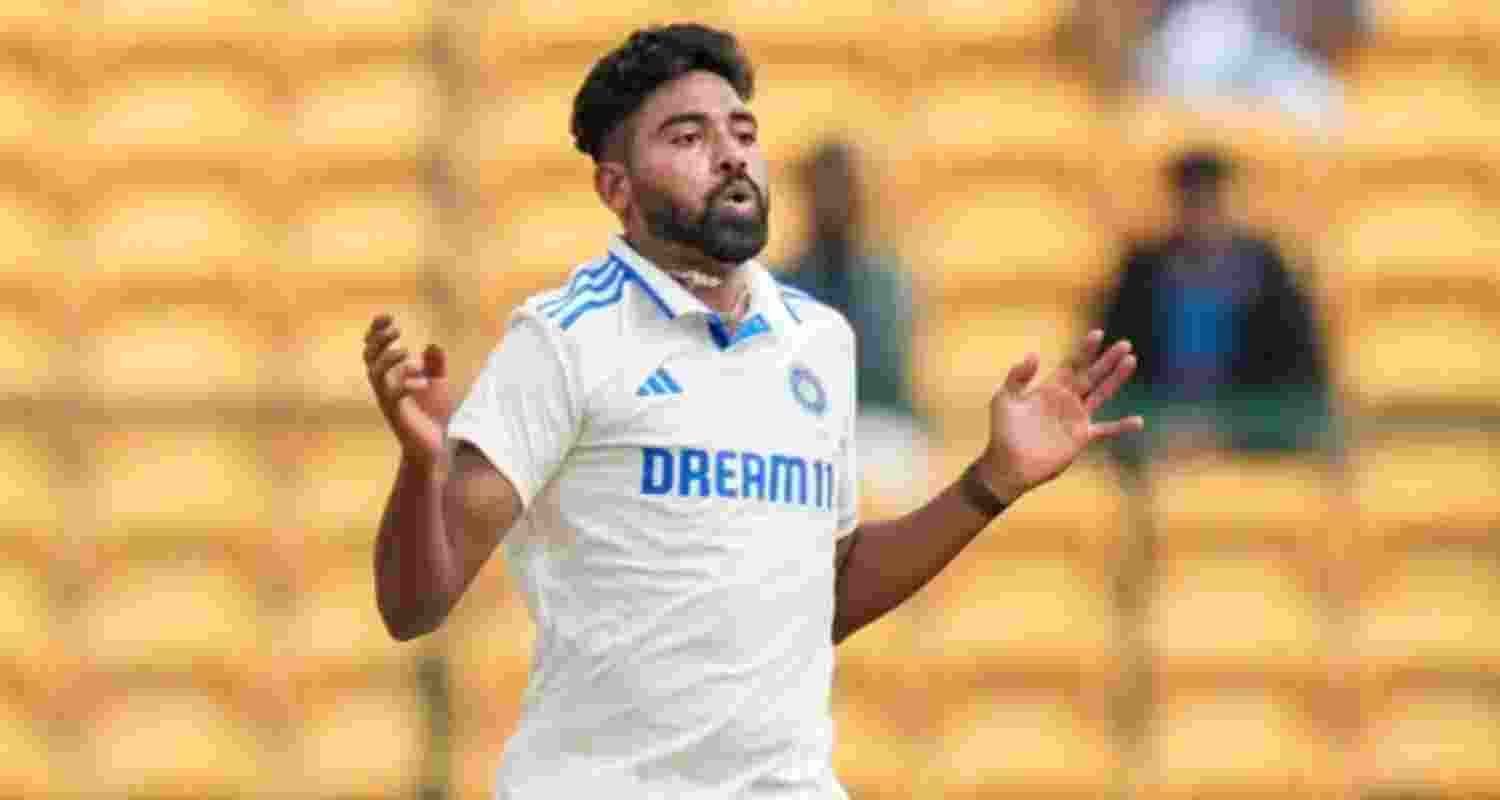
[974,329,1145,503]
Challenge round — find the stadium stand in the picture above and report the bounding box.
[286,680,430,799]
[79,682,276,799]
[926,680,1120,798]
[1356,681,1500,796]
[1136,678,1345,797]
[76,554,270,691]
[1353,545,1500,679]
[0,690,59,798]
[281,175,444,298]
[20,3,1497,798]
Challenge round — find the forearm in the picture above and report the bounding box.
[374,455,463,640]
[833,464,1006,644]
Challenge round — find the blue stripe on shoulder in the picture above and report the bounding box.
[539,256,623,315]
[545,263,625,321]
[559,273,631,329]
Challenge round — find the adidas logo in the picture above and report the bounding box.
[636,366,682,397]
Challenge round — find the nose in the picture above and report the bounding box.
[715,133,749,178]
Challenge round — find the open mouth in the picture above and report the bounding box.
[721,181,755,206]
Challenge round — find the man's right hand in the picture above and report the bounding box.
[365,313,453,469]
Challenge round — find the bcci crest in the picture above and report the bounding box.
[788,363,827,417]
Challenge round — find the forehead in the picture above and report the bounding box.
[634,70,748,129]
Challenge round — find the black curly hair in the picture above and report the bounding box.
[571,23,755,163]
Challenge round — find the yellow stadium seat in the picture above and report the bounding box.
[1364,0,1495,45]
[0,181,65,296]
[0,427,63,534]
[288,683,428,799]
[903,63,1102,171]
[1321,180,1500,294]
[76,61,277,171]
[908,0,1068,45]
[830,680,933,800]
[917,550,1118,679]
[83,424,276,544]
[77,179,274,299]
[78,556,267,686]
[82,684,273,799]
[1145,549,1331,679]
[927,684,1119,797]
[1338,302,1500,414]
[453,62,598,186]
[0,561,63,698]
[460,183,619,304]
[1139,684,1342,797]
[911,300,1084,422]
[289,58,443,169]
[79,302,271,409]
[0,693,59,798]
[288,298,445,410]
[1354,547,1500,679]
[0,57,59,165]
[0,1,68,51]
[1343,52,1498,160]
[705,0,895,49]
[466,0,705,59]
[445,598,534,739]
[1352,432,1500,546]
[1357,684,1500,795]
[1146,453,1346,552]
[72,0,276,54]
[902,177,1116,300]
[450,714,508,800]
[0,302,63,401]
[281,179,442,299]
[286,0,439,53]
[742,60,905,165]
[281,560,427,684]
[286,419,400,546]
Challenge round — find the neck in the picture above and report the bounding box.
[626,234,749,316]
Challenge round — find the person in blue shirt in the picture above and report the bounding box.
[1096,148,1338,470]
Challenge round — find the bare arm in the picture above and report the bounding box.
[374,443,521,641]
[363,313,522,641]
[833,330,1144,645]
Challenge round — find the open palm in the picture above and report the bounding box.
[979,330,1144,501]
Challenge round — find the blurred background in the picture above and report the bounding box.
[2,0,1497,798]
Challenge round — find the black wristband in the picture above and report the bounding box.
[960,462,1011,518]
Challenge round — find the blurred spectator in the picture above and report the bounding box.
[1133,0,1363,130]
[1096,148,1339,471]
[779,139,930,503]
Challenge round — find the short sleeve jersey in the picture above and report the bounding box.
[446,235,859,799]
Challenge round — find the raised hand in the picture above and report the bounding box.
[364,313,453,468]
[975,329,1145,502]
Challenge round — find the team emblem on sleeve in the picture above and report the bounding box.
[788,364,827,417]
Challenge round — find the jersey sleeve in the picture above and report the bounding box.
[445,311,581,510]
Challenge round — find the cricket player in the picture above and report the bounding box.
[365,23,1143,799]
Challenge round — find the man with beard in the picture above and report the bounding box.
[363,23,1143,799]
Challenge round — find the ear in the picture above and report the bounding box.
[594,161,631,221]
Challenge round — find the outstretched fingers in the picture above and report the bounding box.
[1089,415,1145,442]
[1085,351,1138,414]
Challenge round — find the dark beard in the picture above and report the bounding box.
[641,177,770,265]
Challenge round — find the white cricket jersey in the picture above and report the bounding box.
[446,235,859,799]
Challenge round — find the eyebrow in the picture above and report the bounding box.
[656,109,758,135]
